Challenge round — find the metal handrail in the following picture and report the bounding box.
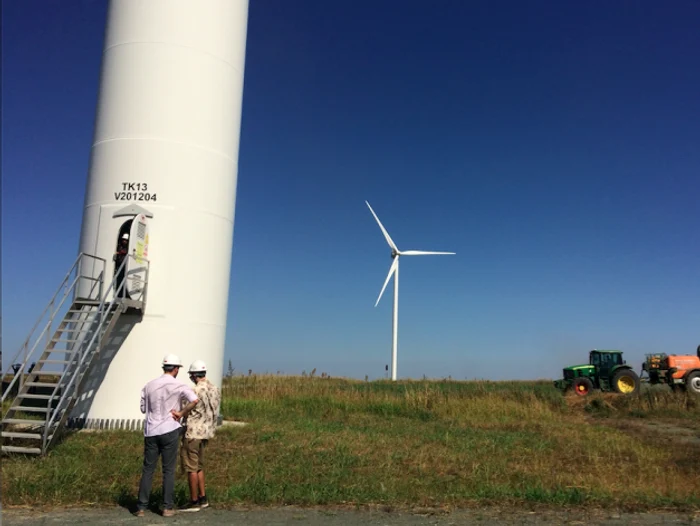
[1,274,80,401]
[42,254,131,445]
[1,253,106,402]
[84,271,104,301]
[1,252,81,379]
[43,254,150,450]
[75,252,107,302]
[43,253,146,440]
[2,253,106,372]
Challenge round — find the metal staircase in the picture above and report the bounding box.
[1,252,149,455]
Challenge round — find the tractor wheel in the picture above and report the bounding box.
[612,369,640,395]
[572,377,594,397]
[685,371,700,396]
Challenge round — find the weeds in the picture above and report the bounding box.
[577,388,700,420]
[2,376,699,511]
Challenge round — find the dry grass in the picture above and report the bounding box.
[2,375,699,511]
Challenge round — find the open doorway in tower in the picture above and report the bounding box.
[112,205,153,303]
[114,219,133,299]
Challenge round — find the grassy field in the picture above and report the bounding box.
[2,376,700,512]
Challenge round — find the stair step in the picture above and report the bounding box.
[25,382,59,388]
[37,360,73,365]
[13,406,50,413]
[2,418,46,426]
[4,404,48,414]
[2,431,42,439]
[2,445,42,454]
[74,299,101,306]
[17,394,56,400]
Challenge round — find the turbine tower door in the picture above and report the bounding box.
[125,213,149,302]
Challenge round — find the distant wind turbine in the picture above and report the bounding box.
[366,201,455,381]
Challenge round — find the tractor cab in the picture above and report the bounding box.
[590,350,625,382]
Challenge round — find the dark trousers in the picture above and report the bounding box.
[137,428,180,511]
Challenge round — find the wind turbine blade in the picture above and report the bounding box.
[365,201,398,251]
[375,258,398,307]
[400,250,456,256]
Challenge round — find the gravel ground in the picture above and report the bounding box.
[3,506,700,525]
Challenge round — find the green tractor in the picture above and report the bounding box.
[554,349,640,396]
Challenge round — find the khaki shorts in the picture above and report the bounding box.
[180,435,208,473]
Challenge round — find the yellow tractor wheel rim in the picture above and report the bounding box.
[617,376,635,393]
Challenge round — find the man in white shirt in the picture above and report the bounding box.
[135,354,198,517]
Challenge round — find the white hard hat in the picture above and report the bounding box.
[122,233,129,240]
[188,360,207,374]
[162,354,182,367]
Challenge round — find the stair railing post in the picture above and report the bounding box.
[19,342,28,394]
[73,356,80,399]
[77,253,82,297]
[42,393,52,454]
[44,297,54,355]
[98,264,104,302]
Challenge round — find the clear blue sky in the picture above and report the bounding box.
[3,1,700,381]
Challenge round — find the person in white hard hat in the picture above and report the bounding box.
[177,359,221,513]
[135,354,199,518]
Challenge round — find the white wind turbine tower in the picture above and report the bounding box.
[366,201,455,381]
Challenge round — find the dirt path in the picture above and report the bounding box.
[612,419,700,446]
[3,506,700,525]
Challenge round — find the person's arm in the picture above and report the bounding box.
[213,387,222,416]
[170,387,198,420]
[172,399,198,420]
[140,388,146,414]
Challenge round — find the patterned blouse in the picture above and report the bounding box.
[182,378,221,440]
